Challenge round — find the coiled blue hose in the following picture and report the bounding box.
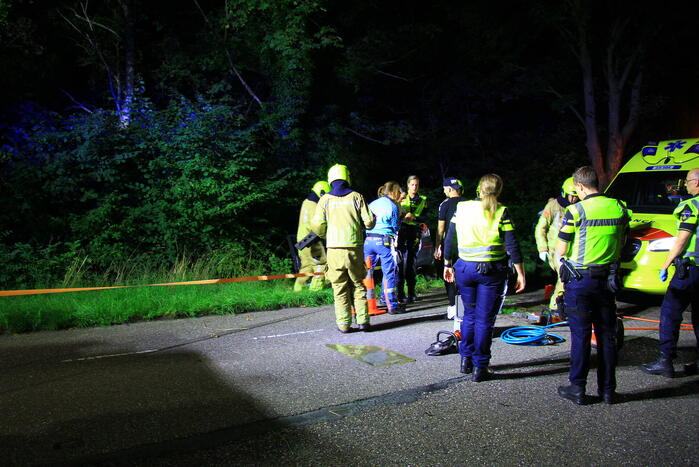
[500,321,568,345]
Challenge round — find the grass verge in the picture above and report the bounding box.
[0,275,442,334]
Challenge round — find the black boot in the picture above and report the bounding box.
[684,360,698,375]
[641,354,675,378]
[472,366,492,382]
[558,384,586,405]
[597,390,618,405]
[460,356,473,374]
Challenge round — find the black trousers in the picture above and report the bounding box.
[397,224,419,297]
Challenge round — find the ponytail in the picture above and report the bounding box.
[377,180,401,200]
[477,174,503,219]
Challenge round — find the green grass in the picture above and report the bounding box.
[0,281,336,333]
[0,271,444,334]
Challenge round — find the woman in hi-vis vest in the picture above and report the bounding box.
[443,174,526,382]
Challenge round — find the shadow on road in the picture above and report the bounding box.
[619,379,699,403]
[0,337,341,466]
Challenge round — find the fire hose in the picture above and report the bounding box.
[501,316,693,346]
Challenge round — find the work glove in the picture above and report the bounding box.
[659,269,668,282]
[539,251,548,262]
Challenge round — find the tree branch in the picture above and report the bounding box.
[621,71,642,146]
[547,86,585,127]
[60,89,94,114]
[193,0,263,108]
[374,69,411,82]
[344,127,387,145]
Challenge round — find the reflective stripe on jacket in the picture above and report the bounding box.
[675,195,698,264]
[297,198,318,242]
[451,200,513,262]
[535,197,566,252]
[400,194,427,225]
[558,195,630,268]
[312,191,375,248]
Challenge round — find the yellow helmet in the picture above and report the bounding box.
[312,180,331,197]
[328,164,351,185]
[562,177,577,196]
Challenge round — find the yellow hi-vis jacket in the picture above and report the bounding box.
[312,192,375,248]
[400,194,427,225]
[675,195,698,265]
[451,200,513,262]
[558,194,630,268]
[296,198,318,242]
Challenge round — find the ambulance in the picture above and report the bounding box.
[605,138,699,294]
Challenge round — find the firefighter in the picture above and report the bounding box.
[443,174,526,382]
[398,175,427,303]
[535,177,579,316]
[294,180,331,292]
[365,181,406,314]
[312,164,375,333]
[556,166,630,405]
[434,177,467,331]
[641,167,699,377]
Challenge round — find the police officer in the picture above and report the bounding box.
[294,180,331,292]
[641,167,699,377]
[443,174,526,382]
[435,177,467,331]
[397,175,427,303]
[365,181,406,314]
[556,166,630,405]
[312,164,375,333]
[535,177,579,316]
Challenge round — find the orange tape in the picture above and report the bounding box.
[622,315,693,329]
[0,272,324,297]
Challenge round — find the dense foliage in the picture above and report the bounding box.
[0,0,696,288]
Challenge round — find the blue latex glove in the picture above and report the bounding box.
[659,269,668,282]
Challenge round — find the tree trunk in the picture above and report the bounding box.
[119,0,135,127]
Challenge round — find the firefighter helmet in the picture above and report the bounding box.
[312,180,331,197]
[562,177,577,196]
[328,164,351,185]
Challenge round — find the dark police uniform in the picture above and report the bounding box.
[438,195,467,308]
[557,193,630,399]
[658,196,699,365]
[398,193,427,301]
[444,199,522,374]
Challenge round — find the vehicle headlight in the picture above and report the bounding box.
[647,237,676,252]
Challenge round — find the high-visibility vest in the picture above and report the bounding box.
[675,195,698,265]
[451,200,512,262]
[400,194,426,225]
[560,195,630,268]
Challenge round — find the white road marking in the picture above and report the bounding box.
[252,329,324,340]
[62,349,157,363]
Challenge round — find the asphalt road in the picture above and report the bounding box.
[1,289,697,466]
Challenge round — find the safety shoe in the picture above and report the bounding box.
[471,366,492,382]
[684,360,698,375]
[598,391,618,405]
[640,354,675,378]
[407,295,419,304]
[376,297,387,309]
[337,325,351,334]
[387,304,407,315]
[557,384,586,405]
[460,356,473,374]
[358,323,371,332]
